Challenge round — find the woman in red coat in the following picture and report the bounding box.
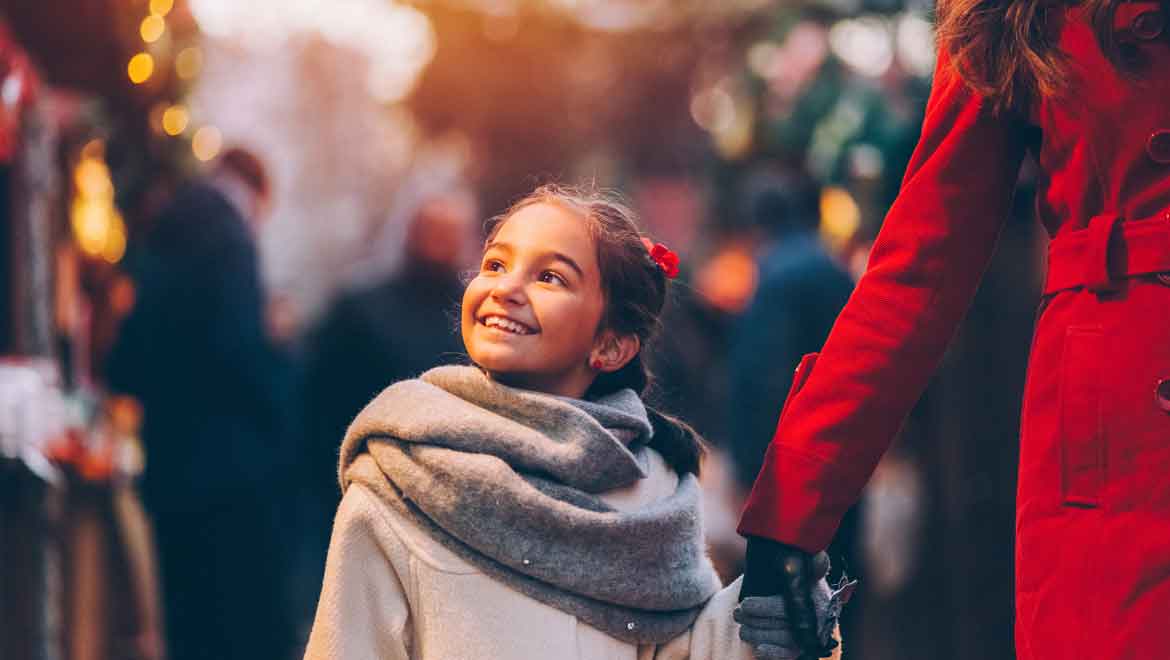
[736,1,1170,658]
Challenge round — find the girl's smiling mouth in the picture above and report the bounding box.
[479,314,539,335]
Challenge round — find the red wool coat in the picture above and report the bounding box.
[739,3,1170,658]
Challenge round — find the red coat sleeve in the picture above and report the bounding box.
[737,50,1030,552]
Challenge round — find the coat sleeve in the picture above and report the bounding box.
[304,485,413,660]
[738,48,1030,552]
[648,578,843,660]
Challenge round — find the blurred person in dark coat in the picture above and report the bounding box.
[304,192,476,492]
[728,174,855,491]
[725,174,863,649]
[293,191,476,631]
[105,147,297,660]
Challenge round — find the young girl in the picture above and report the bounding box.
[304,185,845,659]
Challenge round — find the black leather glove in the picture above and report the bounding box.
[736,535,846,659]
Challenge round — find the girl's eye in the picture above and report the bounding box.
[483,259,505,273]
[540,271,567,286]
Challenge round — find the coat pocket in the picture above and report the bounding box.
[1058,327,1106,507]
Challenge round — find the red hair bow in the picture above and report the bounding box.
[641,237,680,279]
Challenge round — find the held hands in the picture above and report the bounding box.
[735,536,856,659]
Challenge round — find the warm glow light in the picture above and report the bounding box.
[695,246,759,314]
[690,87,736,134]
[72,198,110,256]
[150,0,175,17]
[128,53,155,84]
[140,14,166,43]
[175,47,203,80]
[820,186,862,247]
[74,160,113,198]
[71,151,126,263]
[102,213,128,264]
[192,126,223,161]
[162,105,190,136]
[189,0,436,103]
[691,82,754,159]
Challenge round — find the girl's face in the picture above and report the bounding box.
[462,202,608,398]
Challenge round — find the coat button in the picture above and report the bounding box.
[1157,379,1170,413]
[1148,130,1170,164]
[1132,10,1166,40]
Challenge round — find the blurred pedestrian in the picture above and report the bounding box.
[725,173,863,653]
[727,172,854,493]
[105,147,297,660]
[293,190,476,638]
[304,191,477,497]
[737,2,1170,658]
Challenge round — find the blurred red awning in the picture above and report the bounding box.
[0,0,130,96]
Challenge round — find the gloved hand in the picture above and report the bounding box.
[735,536,856,659]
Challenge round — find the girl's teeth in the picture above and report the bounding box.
[486,317,530,334]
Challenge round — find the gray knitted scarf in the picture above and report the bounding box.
[338,365,721,644]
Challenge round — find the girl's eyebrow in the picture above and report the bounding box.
[485,241,584,278]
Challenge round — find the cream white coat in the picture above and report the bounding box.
[305,450,764,660]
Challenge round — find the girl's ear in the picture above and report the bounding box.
[589,331,641,373]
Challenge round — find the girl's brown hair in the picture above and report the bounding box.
[936,0,1142,113]
[484,184,704,475]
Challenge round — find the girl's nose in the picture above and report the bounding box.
[489,271,527,305]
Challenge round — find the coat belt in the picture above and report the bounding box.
[1044,211,1170,296]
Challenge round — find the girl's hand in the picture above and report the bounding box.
[734,541,855,659]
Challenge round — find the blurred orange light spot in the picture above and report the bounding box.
[175,47,203,80]
[162,105,189,136]
[102,212,128,264]
[140,14,166,43]
[128,53,154,84]
[696,246,759,314]
[150,0,174,17]
[71,198,109,256]
[192,126,223,161]
[819,186,862,255]
[74,159,113,198]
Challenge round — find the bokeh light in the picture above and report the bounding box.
[690,86,736,134]
[101,213,128,264]
[140,14,166,43]
[189,0,436,103]
[896,12,936,78]
[820,185,862,249]
[175,47,203,80]
[829,16,894,78]
[70,150,126,264]
[150,0,175,17]
[74,159,114,198]
[162,105,190,136]
[192,126,223,161]
[127,53,155,84]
